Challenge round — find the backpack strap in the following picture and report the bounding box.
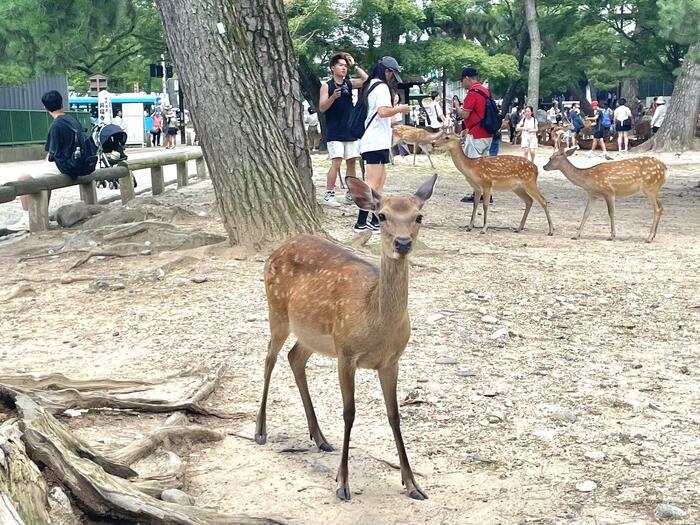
[466,87,490,131]
[363,81,387,131]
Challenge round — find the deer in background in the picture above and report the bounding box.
[543,147,667,242]
[255,174,437,501]
[434,134,554,235]
[392,125,445,168]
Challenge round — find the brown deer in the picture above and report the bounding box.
[392,125,445,168]
[255,174,437,501]
[543,147,667,242]
[434,134,554,235]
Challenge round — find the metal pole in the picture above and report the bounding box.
[179,85,186,145]
[161,53,168,106]
[442,67,447,118]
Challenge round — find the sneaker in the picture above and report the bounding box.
[368,221,380,233]
[353,223,369,233]
[323,191,341,207]
[7,214,30,232]
[604,154,613,160]
[461,194,475,203]
[345,192,354,204]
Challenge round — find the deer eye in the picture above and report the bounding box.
[415,214,423,224]
[377,213,386,222]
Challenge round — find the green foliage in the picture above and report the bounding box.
[658,0,700,55]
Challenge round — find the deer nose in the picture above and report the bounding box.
[394,237,412,254]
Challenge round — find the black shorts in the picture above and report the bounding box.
[166,127,178,136]
[593,129,607,139]
[617,121,632,131]
[361,149,390,164]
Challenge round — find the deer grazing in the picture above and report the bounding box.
[392,125,445,168]
[255,174,437,501]
[434,134,554,235]
[543,146,667,242]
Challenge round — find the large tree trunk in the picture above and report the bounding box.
[154,0,320,248]
[638,43,700,152]
[621,76,639,102]
[237,0,314,189]
[298,54,327,151]
[524,0,541,109]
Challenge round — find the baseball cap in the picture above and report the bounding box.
[379,56,403,83]
[591,101,599,107]
[461,67,478,79]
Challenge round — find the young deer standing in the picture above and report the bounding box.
[434,134,554,235]
[255,174,437,501]
[392,125,445,168]
[543,147,667,242]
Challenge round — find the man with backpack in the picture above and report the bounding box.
[7,90,97,232]
[588,100,613,160]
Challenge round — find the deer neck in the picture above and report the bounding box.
[372,253,410,323]
[558,157,589,187]
[449,147,480,182]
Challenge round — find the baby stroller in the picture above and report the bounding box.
[92,123,134,189]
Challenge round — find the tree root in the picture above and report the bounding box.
[68,250,142,270]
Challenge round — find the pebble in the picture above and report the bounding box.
[481,315,498,324]
[435,356,458,365]
[456,368,475,377]
[478,389,498,397]
[584,450,605,461]
[426,313,445,324]
[191,275,208,283]
[551,411,578,424]
[486,413,503,424]
[140,249,152,256]
[161,488,195,506]
[654,503,686,519]
[575,480,597,492]
[489,328,509,340]
[111,283,126,290]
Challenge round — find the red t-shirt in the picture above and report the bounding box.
[462,82,492,139]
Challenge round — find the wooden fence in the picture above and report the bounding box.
[0,148,208,232]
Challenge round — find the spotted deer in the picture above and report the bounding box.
[434,134,554,235]
[392,125,445,168]
[255,174,437,501]
[543,147,667,242]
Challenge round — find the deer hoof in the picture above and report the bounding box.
[607,237,615,241]
[480,229,487,235]
[547,231,554,236]
[336,487,352,501]
[319,441,334,452]
[408,488,429,500]
[255,433,267,445]
[570,236,580,241]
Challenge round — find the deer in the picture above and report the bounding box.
[392,125,445,168]
[433,134,554,235]
[543,146,667,242]
[255,174,437,502]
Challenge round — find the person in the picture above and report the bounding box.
[547,101,561,125]
[353,56,410,232]
[451,95,463,133]
[488,104,503,156]
[516,106,538,162]
[633,96,645,122]
[650,96,658,116]
[425,91,445,131]
[614,98,633,153]
[588,101,613,160]
[651,96,667,133]
[112,109,125,129]
[150,110,162,147]
[460,67,493,203]
[569,105,585,149]
[164,106,178,149]
[318,53,368,207]
[304,107,321,152]
[7,91,89,231]
[509,105,521,144]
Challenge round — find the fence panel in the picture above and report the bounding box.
[0,110,90,146]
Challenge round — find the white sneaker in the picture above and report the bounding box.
[322,191,341,207]
[7,214,30,232]
[345,192,354,204]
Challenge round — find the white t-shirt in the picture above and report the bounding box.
[426,101,444,130]
[613,105,632,123]
[360,80,392,153]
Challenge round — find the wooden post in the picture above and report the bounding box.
[195,157,207,180]
[119,170,136,204]
[27,190,50,232]
[151,166,165,195]
[176,161,188,188]
[79,181,97,205]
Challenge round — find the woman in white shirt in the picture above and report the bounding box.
[354,56,410,233]
[650,97,667,133]
[425,91,445,130]
[516,106,538,162]
[613,98,633,153]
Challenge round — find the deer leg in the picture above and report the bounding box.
[574,196,595,240]
[378,365,428,500]
[526,184,555,236]
[466,187,482,231]
[480,186,492,234]
[288,343,333,452]
[412,144,418,166]
[255,319,289,445]
[645,190,663,243]
[425,146,435,169]
[604,195,616,240]
[335,358,356,501]
[513,188,533,232]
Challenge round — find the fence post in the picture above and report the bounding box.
[196,157,207,180]
[151,165,164,195]
[176,161,188,188]
[79,181,97,205]
[27,190,50,232]
[120,170,136,204]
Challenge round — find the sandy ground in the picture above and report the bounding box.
[1,143,699,525]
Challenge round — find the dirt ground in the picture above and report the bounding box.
[1,143,699,525]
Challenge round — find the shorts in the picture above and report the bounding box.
[361,149,390,164]
[521,134,538,149]
[166,127,178,136]
[593,128,608,139]
[463,134,492,159]
[616,121,632,132]
[327,140,360,160]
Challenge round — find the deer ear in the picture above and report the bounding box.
[415,173,438,207]
[564,147,576,157]
[346,176,382,211]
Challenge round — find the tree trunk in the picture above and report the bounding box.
[237,0,314,188]
[298,54,327,151]
[621,76,639,101]
[638,43,700,152]
[524,0,541,109]
[154,0,321,248]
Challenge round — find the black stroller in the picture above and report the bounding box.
[92,123,134,189]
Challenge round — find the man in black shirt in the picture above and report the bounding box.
[7,90,85,231]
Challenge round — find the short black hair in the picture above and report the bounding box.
[430,90,439,99]
[41,90,63,112]
[329,53,348,67]
[461,67,478,79]
[619,98,627,105]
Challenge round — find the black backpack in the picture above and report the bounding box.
[56,120,98,178]
[468,88,501,135]
[347,81,386,140]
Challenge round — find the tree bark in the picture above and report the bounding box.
[237,0,314,188]
[621,76,639,102]
[298,54,327,150]
[638,43,700,152]
[524,0,541,109]
[154,0,321,248]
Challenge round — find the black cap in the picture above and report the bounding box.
[379,56,403,83]
[462,67,478,79]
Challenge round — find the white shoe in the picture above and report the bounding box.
[7,214,30,232]
[322,191,341,207]
[345,192,354,204]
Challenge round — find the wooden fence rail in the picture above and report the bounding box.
[0,148,207,232]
